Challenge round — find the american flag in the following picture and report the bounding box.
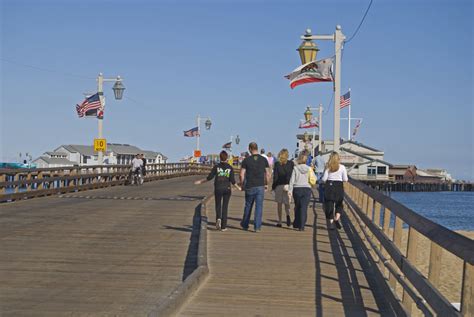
[184,127,199,137]
[340,91,351,109]
[76,93,102,118]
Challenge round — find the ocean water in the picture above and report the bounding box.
[390,191,474,231]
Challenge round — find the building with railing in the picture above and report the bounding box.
[32,144,168,168]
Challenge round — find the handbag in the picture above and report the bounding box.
[308,169,317,186]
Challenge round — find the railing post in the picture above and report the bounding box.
[390,216,403,290]
[37,172,44,190]
[382,207,392,278]
[0,173,5,194]
[402,227,420,313]
[428,241,442,289]
[461,261,473,316]
[14,172,20,193]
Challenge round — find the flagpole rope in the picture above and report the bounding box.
[0,58,95,80]
[345,0,374,44]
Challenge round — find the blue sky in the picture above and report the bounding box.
[1,0,472,180]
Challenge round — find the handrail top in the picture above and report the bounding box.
[349,178,474,264]
[0,162,195,174]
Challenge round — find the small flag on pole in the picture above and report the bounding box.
[183,127,199,137]
[76,93,102,118]
[299,118,318,129]
[222,142,232,149]
[340,90,351,109]
[352,120,362,139]
[285,57,333,89]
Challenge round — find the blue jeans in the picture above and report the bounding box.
[241,186,265,230]
[317,172,325,203]
[293,187,312,230]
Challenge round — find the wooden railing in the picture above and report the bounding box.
[344,178,473,316]
[0,163,211,203]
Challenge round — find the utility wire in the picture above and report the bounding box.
[345,0,374,44]
[1,58,95,80]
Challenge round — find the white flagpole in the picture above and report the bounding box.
[348,88,351,141]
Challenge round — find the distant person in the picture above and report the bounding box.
[267,152,275,168]
[322,152,348,230]
[272,149,294,227]
[195,151,241,231]
[289,152,316,231]
[260,148,268,160]
[313,151,326,203]
[132,154,143,173]
[240,142,271,232]
[140,154,147,176]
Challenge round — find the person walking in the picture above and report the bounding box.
[322,152,348,230]
[288,152,316,231]
[195,151,240,231]
[140,154,147,177]
[312,151,326,203]
[272,149,294,227]
[240,142,271,232]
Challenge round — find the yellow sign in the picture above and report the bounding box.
[194,150,202,158]
[94,139,107,152]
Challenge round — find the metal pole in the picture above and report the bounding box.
[97,73,104,165]
[318,104,323,152]
[333,25,345,152]
[196,114,200,151]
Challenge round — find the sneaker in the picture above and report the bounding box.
[286,215,291,227]
[335,220,342,230]
[276,223,282,227]
[216,219,221,230]
[254,228,261,233]
[221,228,228,232]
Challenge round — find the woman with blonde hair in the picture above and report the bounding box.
[271,149,294,227]
[322,152,348,230]
[288,152,316,231]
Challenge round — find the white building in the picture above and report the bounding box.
[33,144,168,168]
[316,140,392,181]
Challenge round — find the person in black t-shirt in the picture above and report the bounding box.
[239,142,271,232]
[195,151,241,231]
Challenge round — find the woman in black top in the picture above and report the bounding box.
[272,149,295,227]
[195,151,240,231]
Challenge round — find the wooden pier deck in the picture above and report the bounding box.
[180,190,396,316]
[0,176,212,316]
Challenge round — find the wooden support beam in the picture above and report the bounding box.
[402,227,420,314]
[461,262,473,316]
[428,241,442,289]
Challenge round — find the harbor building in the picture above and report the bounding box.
[32,144,167,168]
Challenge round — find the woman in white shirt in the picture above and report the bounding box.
[322,152,348,230]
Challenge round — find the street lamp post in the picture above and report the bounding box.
[303,104,323,155]
[299,26,345,152]
[96,73,125,164]
[196,114,212,151]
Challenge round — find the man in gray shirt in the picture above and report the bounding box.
[312,151,325,203]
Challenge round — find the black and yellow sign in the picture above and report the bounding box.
[94,139,107,152]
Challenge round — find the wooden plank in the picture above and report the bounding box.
[461,262,474,316]
[428,241,443,289]
[402,227,420,313]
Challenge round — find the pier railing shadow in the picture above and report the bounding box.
[312,192,393,316]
